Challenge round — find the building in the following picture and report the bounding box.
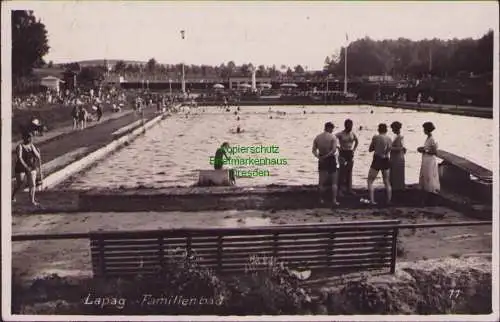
[40,76,65,93]
[228,76,272,90]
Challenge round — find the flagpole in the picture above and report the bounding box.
[181,30,186,95]
[344,33,348,94]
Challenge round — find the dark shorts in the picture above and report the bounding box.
[370,155,390,171]
[339,150,354,161]
[339,150,354,167]
[318,155,337,174]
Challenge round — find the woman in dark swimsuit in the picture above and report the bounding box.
[12,132,41,205]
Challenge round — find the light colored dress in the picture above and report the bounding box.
[390,134,405,190]
[419,136,440,193]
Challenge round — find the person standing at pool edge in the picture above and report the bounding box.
[367,123,392,205]
[336,119,359,195]
[418,122,440,204]
[312,122,340,206]
[12,132,42,206]
[390,121,406,193]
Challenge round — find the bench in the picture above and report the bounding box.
[89,219,400,278]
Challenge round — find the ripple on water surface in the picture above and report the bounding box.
[69,105,493,189]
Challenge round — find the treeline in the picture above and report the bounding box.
[64,59,306,79]
[63,30,495,82]
[13,9,494,86]
[324,31,494,79]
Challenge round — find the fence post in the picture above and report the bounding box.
[273,233,279,260]
[158,236,165,270]
[98,237,106,277]
[390,227,399,274]
[186,235,192,257]
[328,231,335,268]
[217,235,223,273]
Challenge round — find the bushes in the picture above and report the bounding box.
[324,257,492,315]
[12,256,491,315]
[13,252,311,315]
[224,255,312,315]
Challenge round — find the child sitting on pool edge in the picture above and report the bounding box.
[214,142,236,185]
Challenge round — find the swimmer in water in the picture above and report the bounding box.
[359,126,363,130]
[234,111,238,115]
[237,116,240,121]
[236,126,241,133]
[370,110,374,114]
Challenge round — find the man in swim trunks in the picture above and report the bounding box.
[367,123,393,205]
[336,119,359,195]
[312,122,340,206]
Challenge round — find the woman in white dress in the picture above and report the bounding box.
[418,122,440,198]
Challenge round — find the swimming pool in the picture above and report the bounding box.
[67,104,494,189]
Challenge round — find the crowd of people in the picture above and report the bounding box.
[312,118,440,206]
[12,87,183,206]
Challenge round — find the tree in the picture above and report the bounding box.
[146,58,157,73]
[286,67,293,77]
[257,65,267,77]
[12,10,50,79]
[65,62,81,72]
[324,32,493,79]
[240,64,251,77]
[78,66,105,87]
[294,65,305,74]
[324,56,331,70]
[227,61,236,75]
[269,65,280,78]
[47,61,53,68]
[114,60,126,73]
[201,65,209,77]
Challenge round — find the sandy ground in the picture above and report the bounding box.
[11,206,491,281]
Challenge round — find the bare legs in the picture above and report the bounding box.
[331,172,339,206]
[367,168,392,205]
[382,169,392,204]
[319,171,339,206]
[12,171,39,205]
[11,173,24,202]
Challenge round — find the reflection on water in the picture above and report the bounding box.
[69,105,493,189]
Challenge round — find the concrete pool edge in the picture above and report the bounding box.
[40,106,180,190]
[10,184,489,220]
[77,185,491,218]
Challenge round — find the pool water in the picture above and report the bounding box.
[68,105,493,189]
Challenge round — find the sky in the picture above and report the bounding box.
[5,1,499,70]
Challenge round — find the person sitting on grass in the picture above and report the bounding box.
[214,142,236,184]
[26,117,47,136]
